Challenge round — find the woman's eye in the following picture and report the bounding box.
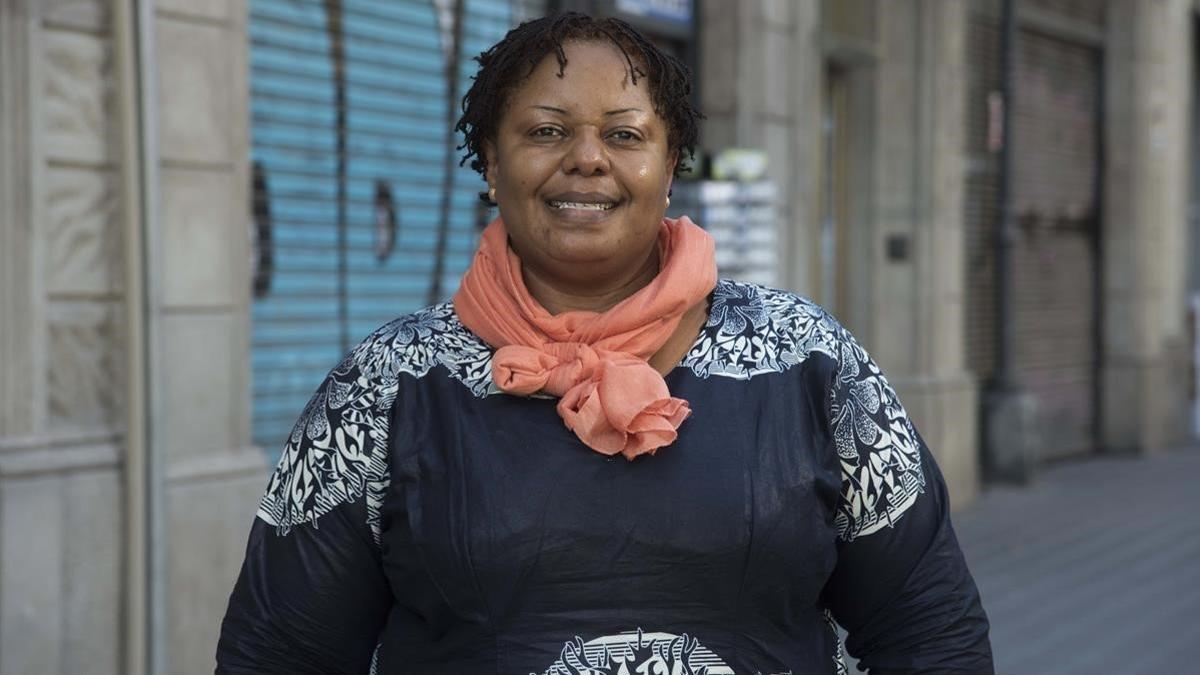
[609,130,641,142]
[531,127,562,138]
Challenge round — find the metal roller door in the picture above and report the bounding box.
[1010,21,1102,460]
[249,0,519,453]
[965,4,1002,387]
[965,0,1103,460]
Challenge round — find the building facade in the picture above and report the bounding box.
[0,0,1197,673]
[693,0,1197,490]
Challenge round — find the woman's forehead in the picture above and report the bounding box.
[508,40,652,111]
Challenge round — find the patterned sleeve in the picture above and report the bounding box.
[216,332,397,674]
[820,324,994,674]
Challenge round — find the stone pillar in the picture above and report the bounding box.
[1103,0,1194,453]
[871,0,980,505]
[1,0,262,672]
[146,1,265,673]
[0,1,124,673]
[698,0,824,295]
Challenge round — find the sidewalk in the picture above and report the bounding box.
[951,445,1200,674]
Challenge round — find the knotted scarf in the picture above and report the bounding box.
[453,216,717,460]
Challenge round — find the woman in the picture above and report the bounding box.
[217,13,993,675]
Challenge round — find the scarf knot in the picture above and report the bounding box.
[453,216,717,460]
[492,342,603,396]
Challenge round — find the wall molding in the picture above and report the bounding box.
[164,447,268,485]
[0,429,123,477]
[155,7,234,29]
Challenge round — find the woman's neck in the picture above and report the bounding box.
[645,297,709,375]
[521,248,660,315]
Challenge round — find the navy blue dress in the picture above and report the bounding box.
[216,280,993,674]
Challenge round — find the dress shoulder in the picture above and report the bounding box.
[255,301,493,543]
[681,278,843,379]
[689,280,927,542]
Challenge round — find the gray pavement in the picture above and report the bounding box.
[949,445,1200,674]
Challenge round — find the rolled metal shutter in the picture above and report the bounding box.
[249,0,519,454]
[964,0,1103,460]
[1010,5,1103,460]
[965,0,1002,385]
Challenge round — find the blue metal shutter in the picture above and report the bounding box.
[249,0,516,454]
[250,1,341,452]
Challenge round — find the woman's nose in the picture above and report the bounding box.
[561,131,609,176]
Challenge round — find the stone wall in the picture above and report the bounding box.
[699,0,824,298]
[0,1,124,673]
[147,2,264,673]
[0,0,261,673]
[869,0,979,505]
[1103,0,1196,454]
[699,0,981,506]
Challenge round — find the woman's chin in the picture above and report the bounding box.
[535,226,630,263]
[543,243,625,267]
[505,206,659,272]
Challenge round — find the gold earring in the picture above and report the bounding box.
[488,187,496,203]
[665,195,671,209]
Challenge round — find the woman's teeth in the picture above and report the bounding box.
[548,201,615,211]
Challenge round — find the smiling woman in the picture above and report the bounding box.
[482,40,677,303]
[216,12,994,675]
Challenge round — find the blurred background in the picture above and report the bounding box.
[0,0,1197,673]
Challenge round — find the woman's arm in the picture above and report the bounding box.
[216,506,390,674]
[820,323,993,674]
[216,336,397,674]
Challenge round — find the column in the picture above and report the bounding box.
[148,0,264,672]
[872,0,981,504]
[1102,0,1194,453]
[0,1,124,673]
[699,0,824,295]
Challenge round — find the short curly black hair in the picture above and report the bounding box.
[456,12,701,197]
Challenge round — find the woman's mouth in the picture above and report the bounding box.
[547,200,617,211]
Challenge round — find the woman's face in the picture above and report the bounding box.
[485,40,677,283]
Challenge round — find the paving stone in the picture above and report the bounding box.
[952,446,1200,675]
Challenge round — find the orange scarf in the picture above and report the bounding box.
[453,216,717,460]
